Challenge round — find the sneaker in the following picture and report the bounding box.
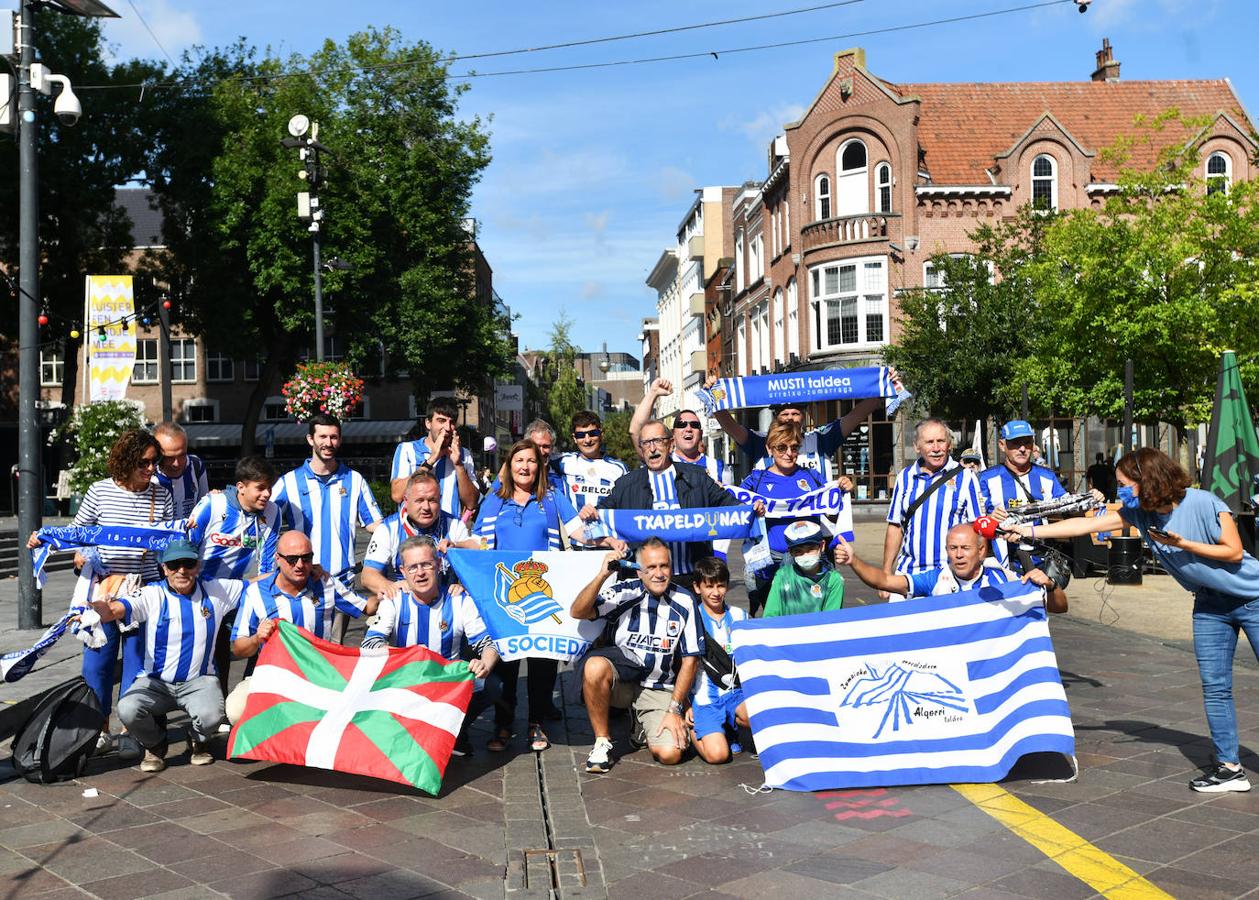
[1189,764,1251,793]
[189,741,214,766]
[528,724,551,752]
[729,742,743,755]
[95,732,115,755]
[585,737,614,774]
[217,722,232,735]
[628,718,646,751]
[139,743,168,773]
[451,732,473,758]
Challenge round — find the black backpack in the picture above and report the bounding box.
[10,677,104,784]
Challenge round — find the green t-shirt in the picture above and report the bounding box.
[764,563,845,617]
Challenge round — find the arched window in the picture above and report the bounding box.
[1206,151,1231,195]
[815,174,832,220]
[1031,154,1057,211]
[837,139,869,216]
[875,163,892,213]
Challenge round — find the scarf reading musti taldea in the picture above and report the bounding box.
[695,366,909,415]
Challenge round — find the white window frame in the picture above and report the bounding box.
[243,356,264,382]
[876,163,892,213]
[1206,151,1232,195]
[1031,153,1057,212]
[133,339,159,384]
[735,231,746,294]
[205,349,234,383]
[814,174,832,220]
[787,277,800,360]
[169,338,197,384]
[772,288,785,365]
[809,255,889,352]
[836,138,869,217]
[262,395,291,422]
[182,398,219,424]
[756,301,770,372]
[783,199,790,249]
[750,234,764,283]
[40,347,64,387]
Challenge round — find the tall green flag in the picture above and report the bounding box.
[1201,351,1259,513]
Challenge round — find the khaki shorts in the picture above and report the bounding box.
[610,681,686,749]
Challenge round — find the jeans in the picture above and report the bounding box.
[117,674,226,749]
[81,621,144,719]
[1192,589,1259,765]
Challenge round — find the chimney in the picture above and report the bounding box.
[1091,38,1120,82]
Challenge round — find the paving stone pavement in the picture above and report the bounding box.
[2,532,1259,898]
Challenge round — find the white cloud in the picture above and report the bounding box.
[655,165,695,202]
[101,0,202,65]
[720,103,805,147]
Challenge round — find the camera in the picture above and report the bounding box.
[54,88,81,127]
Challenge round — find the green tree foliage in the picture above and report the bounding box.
[55,400,145,494]
[883,210,1052,422]
[538,313,588,450]
[600,409,640,469]
[1020,112,1259,432]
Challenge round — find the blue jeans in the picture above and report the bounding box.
[82,620,144,719]
[1192,589,1259,765]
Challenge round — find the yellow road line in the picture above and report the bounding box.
[951,783,1173,899]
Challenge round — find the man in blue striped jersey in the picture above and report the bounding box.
[556,410,629,527]
[389,398,480,518]
[360,536,502,756]
[361,470,478,599]
[572,539,705,773]
[630,379,733,486]
[272,414,383,589]
[836,523,1066,611]
[153,422,209,519]
[186,455,281,581]
[88,540,244,772]
[883,419,984,602]
[223,531,375,724]
[977,419,1067,567]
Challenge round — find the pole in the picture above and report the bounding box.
[312,227,324,361]
[1123,357,1134,453]
[16,0,43,628]
[157,288,173,422]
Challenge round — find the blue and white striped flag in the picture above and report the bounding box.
[730,580,1074,790]
[695,366,909,416]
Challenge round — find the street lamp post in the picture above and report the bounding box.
[282,115,332,362]
[12,0,117,629]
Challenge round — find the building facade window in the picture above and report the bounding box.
[1206,151,1231,195]
[815,174,831,220]
[750,234,764,283]
[837,139,869,217]
[170,338,196,383]
[810,256,888,351]
[243,356,264,382]
[206,349,234,383]
[756,301,770,372]
[133,339,159,384]
[183,398,219,424]
[876,163,892,213]
[772,288,785,364]
[736,314,748,376]
[40,348,64,387]
[783,199,790,247]
[735,232,745,294]
[786,278,799,360]
[262,396,290,421]
[1031,154,1057,211]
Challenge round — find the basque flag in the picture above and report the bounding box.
[731,580,1074,791]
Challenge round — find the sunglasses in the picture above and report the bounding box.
[137,456,159,469]
[639,437,669,448]
[573,428,602,440]
[279,552,315,566]
[673,420,702,431]
[164,558,198,571]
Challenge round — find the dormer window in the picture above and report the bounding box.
[1031,154,1057,211]
[1206,151,1231,195]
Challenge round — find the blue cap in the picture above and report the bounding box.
[159,539,199,565]
[783,520,825,550]
[1000,420,1034,441]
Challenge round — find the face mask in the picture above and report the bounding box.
[1117,484,1140,510]
[794,551,822,572]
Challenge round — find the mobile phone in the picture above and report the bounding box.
[1148,527,1171,539]
[608,559,640,573]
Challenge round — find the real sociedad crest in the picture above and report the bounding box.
[494,559,565,626]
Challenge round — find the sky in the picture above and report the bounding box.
[82,0,1259,356]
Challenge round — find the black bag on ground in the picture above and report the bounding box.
[10,677,105,784]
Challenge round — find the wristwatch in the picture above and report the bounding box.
[666,700,685,716]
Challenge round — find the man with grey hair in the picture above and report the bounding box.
[153,421,209,518]
[882,418,983,601]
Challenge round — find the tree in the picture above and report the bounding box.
[883,209,1053,423]
[600,409,639,469]
[538,312,587,450]
[1019,112,1259,448]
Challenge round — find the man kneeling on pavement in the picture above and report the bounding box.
[572,538,704,773]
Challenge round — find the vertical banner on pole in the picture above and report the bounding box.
[86,275,136,401]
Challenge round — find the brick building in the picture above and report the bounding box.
[724,42,1255,494]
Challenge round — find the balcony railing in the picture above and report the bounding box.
[801,213,898,252]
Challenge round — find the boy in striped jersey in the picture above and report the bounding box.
[360,536,502,756]
[687,557,749,765]
[153,422,209,519]
[389,398,480,517]
[88,541,244,772]
[186,456,281,581]
[272,414,383,589]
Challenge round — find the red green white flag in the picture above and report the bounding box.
[228,620,473,795]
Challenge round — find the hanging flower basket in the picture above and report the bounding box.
[282,361,364,422]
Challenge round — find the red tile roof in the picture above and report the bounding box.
[888,79,1252,184]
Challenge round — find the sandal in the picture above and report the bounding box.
[528,724,550,752]
[488,727,513,752]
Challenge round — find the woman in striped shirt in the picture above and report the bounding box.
[28,429,175,743]
[471,439,564,753]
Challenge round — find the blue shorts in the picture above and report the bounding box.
[691,688,745,740]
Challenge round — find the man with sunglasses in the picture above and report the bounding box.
[630,378,733,487]
[153,422,209,519]
[88,540,245,772]
[553,411,628,540]
[223,531,375,725]
[977,420,1067,568]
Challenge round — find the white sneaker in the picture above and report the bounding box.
[585,737,614,774]
[218,722,232,735]
[95,732,115,754]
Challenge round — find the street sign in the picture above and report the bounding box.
[494,384,524,412]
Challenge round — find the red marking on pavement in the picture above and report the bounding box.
[833,808,913,821]
[818,786,912,822]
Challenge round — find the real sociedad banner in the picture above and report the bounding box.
[591,505,757,544]
[724,481,854,541]
[447,549,606,663]
[696,366,908,416]
[730,580,1074,791]
[31,523,187,586]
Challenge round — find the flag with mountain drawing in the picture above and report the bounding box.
[228,620,473,795]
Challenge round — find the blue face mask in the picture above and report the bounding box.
[1117,484,1140,510]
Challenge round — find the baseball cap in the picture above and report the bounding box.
[960,449,982,464]
[783,520,825,550]
[1000,420,1034,441]
[159,540,199,565]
